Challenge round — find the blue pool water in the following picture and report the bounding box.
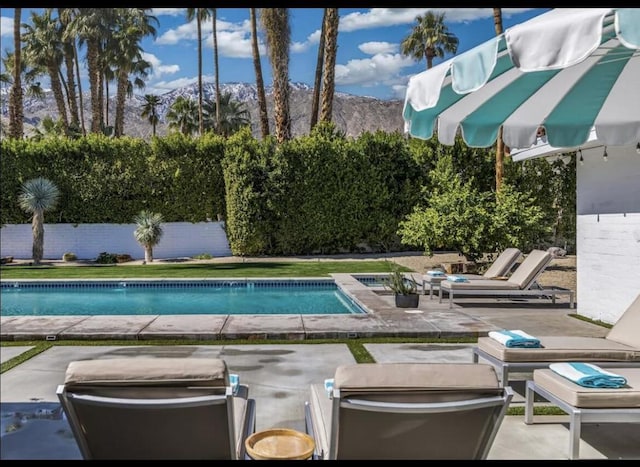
[0,280,365,316]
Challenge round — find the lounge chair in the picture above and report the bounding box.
[303,362,513,459]
[422,248,522,298]
[439,249,574,309]
[524,366,640,459]
[473,294,640,386]
[56,357,256,460]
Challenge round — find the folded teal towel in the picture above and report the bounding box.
[446,275,468,282]
[550,362,628,388]
[488,329,541,348]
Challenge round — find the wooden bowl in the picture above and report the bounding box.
[245,428,315,460]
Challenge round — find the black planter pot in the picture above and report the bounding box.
[394,293,419,308]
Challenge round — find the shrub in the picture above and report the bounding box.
[62,252,77,262]
[95,252,118,264]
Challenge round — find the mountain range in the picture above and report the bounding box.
[1,81,407,139]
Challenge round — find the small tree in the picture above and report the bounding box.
[133,210,164,263]
[18,177,60,265]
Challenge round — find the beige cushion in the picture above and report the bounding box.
[483,248,521,278]
[64,357,229,387]
[506,249,551,288]
[442,279,521,290]
[334,362,502,399]
[606,294,640,348]
[477,335,640,362]
[533,367,640,408]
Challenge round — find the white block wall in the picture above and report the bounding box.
[0,221,232,260]
[576,145,640,324]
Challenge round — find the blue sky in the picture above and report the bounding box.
[0,8,549,100]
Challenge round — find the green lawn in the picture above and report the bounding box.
[0,260,411,279]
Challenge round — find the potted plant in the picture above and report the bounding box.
[384,265,419,308]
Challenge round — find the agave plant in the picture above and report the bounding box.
[18,177,60,265]
[133,210,164,263]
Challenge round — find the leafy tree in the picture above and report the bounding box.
[18,177,60,265]
[133,210,164,263]
[398,154,492,262]
[401,11,459,69]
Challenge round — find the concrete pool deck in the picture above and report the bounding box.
[2,342,639,460]
[3,273,638,459]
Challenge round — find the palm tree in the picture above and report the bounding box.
[166,96,199,136]
[310,8,327,131]
[203,92,251,136]
[18,177,60,265]
[66,8,113,133]
[59,8,86,135]
[186,8,205,136]
[57,8,80,130]
[201,9,221,131]
[109,8,157,137]
[250,8,269,138]
[1,50,46,101]
[9,8,24,139]
[401,11,459,69]
[319,8,339,124]
[133,210,164,264]
[493,7,506,193]
[22,9,70,133]
[141,94,162,137]
[260,8,291,143]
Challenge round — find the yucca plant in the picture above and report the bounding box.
[18,177,60,265]
[133,210,164,264]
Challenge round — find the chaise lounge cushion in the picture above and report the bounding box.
[604,294,640,348]
[533,367,640,408]
[443,279,521,290]
[64,357,229,388]
[334,362,504,401]
[476,335,640,363]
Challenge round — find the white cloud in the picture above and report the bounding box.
[1,16,14,37]
[156,17,260,58]
[339,8,535,32]
[141,52,179,78]
[335,53,415,87]
[150,8,185,17]
[291,29,322,53]
[359,42,398,55]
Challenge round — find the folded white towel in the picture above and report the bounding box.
[426,270,445,276]
[550,362,628,388]
[488,329,541,348]
[446,275,468,282]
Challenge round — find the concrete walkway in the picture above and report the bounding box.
[2,341,639,460]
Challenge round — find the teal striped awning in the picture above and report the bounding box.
[403,8,640,150]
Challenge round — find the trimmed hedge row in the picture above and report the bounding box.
[0,125,575,256]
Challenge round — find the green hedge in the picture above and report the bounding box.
[0,127,575,256]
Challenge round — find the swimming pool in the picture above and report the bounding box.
[0,279,366,316]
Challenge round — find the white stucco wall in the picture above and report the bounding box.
[576,145,640,323]
[0,221,232,260]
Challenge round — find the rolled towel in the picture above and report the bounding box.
[446,275,469,282]
[549,362,628,388]
[324,378,335,399]
[426,270,445,276]
[488,329,541,348]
